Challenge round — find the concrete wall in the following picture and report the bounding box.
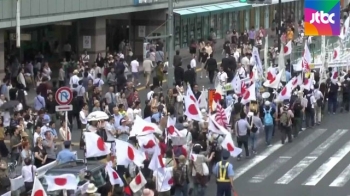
[0,0,230,29]
[78,17,106,64]
[0,31,4,80]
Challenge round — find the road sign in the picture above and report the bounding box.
[55,105,73,112]
[55,87,73,105]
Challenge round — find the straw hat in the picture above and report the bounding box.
[86,183,97,194]
[73,69,79,74]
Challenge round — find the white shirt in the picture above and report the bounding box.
[79,110,88,125]
[130,60,139,73]
[95,66,102,75]
[22,165,37,182]
[233,51,240,62]
[306,95,317,108]
[89,69,96,79]
[105,123,116,142]
[93,78,104,87]
[126,108,134,122]
[153,167,173,192]
[82,54,90,63]
[3,111,10,127]
[190,59,196,69]
[69,75,80,88]
[147,91,154,100]
[218,71,228,83]
[33,132,40,145]
[238,67,246,78]
[133,108,142,118]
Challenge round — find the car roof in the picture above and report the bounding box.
[45,160,105,175]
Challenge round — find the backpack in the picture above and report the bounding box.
[173,164,186,186]
[263,108,273,126]
[280,111,289,126]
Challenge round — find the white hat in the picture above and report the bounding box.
[265,101,271,106]
[262,92,270,99]
[247,112,254,117]
[85,183,97,194]
[73,69,79,74]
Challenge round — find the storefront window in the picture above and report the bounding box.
[217,13,223,39]
[181,18,188,48]
[245,11,249,30]
[210,14,217,36]
[233,12,237,31]
[223,13,228,34]
[196,17,203,40]
[203,16,209,39]
[229,12,233,30]
[189,17,195,43]
[255,8,260,29]
[174,17,181,49]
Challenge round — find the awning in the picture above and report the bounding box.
[252,0,298,7]
[173,2,251,15]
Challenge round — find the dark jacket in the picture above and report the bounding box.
[206,58,218,71]
[173,55,182,67]
[184,69,196,86]
[174,66,184,84]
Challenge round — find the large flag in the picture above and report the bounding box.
[215,102,229,129]
[45,174,78,191]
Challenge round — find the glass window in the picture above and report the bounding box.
[203,16,209,40]
[196,16,203,40]
[210,14,217,39]
[174,17,181,49]
[189,17,195,42]
[181,18,188,48]
[217,13,223,39]
[229,12,233,30]
[223,13,228,34]
[233,12,237,31]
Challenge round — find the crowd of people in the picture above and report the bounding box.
[0,10,350,196]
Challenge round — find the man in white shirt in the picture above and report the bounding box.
[130,58,141,86]
[81,50,90,65]
[79,104,88,130]
[313,85,324,125]
[93,73,104,88]
[217,66,228,85]
[232,48,240,62]
[105,116,116,157]
[69,70,80,88]
[147,86,155,101]
[190,55,196,69]
[237,63,246,79]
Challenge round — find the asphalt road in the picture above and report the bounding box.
[224,112,350,196]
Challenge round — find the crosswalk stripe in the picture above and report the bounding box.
[275,129,348,185]
[329,163,350,187]
[249,129,327,183]
[233,144,283,180]
[303,133,350,186]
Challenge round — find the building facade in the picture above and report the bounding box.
[0,0,303,77]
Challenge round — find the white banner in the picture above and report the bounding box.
[252,47,263,77]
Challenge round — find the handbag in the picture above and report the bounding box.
[192,160,207,186]
[202,162,209,176]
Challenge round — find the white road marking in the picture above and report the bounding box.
[249,129,327,183]
[329,164,350,187]
[303,136,350,186]
[234,144,283,180]
[275,129,347,185]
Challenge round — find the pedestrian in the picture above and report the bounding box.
[262,101,275,147]
[173,155,189,196]
[21,158,37,192]
[56,141,77,164]
[279,103,294,144]
[206,54,218,84]
[212,150,235,196]
[234,112,251,160]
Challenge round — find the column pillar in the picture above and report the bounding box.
[78,17,106,64]
[0,30,5,80]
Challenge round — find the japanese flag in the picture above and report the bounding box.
[240,82,256,105]
[301,78,312,91]
[84,132,111,158]
[166,116,181,137]
[263,69,283,89]
[277,79,294,101]
[131,115,162,136]
[333,46,341,61]
[148,145,165,172]
[31,176,47,196]
[221,134,242,157]
[45,174,78,191]
[290,74,303,90]
[115,139,146,167]
[331,68,338,84]
[106,165,124,186]
[283,40,292,56]
[158,167,174,191]
[137,134,157,150]
[184,87,202,121]
[129,172,147,193]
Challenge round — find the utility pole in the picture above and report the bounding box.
[277,0,282,51]
[16,0,21,48]
[167,0,174,87]
[144,0,174,89]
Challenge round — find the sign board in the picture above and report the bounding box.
[171,136,187,146]
[55,87,73,105]
[83,36,91,49]
[207,89,216,112]
[56,105,73,112]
